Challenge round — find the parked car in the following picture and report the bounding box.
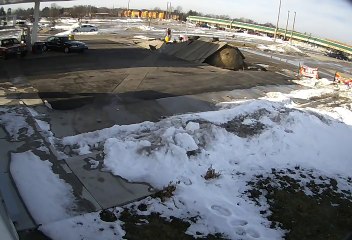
[72,24,98,33]
[16,20,27,26]
[43,36,88,53]
[0,38,27,59]
[326,50,350,61]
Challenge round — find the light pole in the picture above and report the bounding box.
[127,0,131,11]
[284,11,290,40]
[290,11,296,44]
[167,2,172,19]
[273,0,282,42]
[166,2,169,19]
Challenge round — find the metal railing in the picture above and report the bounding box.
[187,16,352,55]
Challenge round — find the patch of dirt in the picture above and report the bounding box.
[221,108,269,137]
[99,209,118,222]
[203,166,221,180]
[152,183,177,202]
[228,41,257,49]
[119,208,228,240]
[247,168,352,240]
[303,95,352,110]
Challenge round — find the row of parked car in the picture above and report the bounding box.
[0,21,97,59]
[0,35,88,59]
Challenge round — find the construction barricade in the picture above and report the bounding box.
[298,64,319,79]
[334,72,352,87]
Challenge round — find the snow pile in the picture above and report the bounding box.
[288,88,335,99]
[74,31,99,36]
[55,30,99,36]
[257,43,286,53]
[100,96,352,182]
[235,32,274,42]
[56,89,352,239]
[55,30,72,36]
[137,25,158,31]
[113,18,144,23]
[10,151,77,224]
[0,107,34,140]
[293,78,334,88]
[258,43,304,55]
[292,41,327,53]
[58,18,79,25]
[133,35,156,40]
[53,23,79,31]
[40,210,125,240]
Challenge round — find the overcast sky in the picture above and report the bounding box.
[2,0,352,44]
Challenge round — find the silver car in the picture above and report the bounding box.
[73,24,98,33]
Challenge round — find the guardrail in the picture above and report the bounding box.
[187,16,352,55]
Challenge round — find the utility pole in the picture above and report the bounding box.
[167,2,172,19]
[273,0,282,42]
[167,2,169,19]
[284,11,290,40]
[127,0,131,11]
[169,2,172,19]
[290,11,296,44]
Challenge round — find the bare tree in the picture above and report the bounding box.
[175,6,183,14]
[0,7,6,16]
[50,3,60,19]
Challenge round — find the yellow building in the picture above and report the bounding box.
[171,14,180,21]
[158,12,165,20]
[150,11,158,19]
[131,10,141,18]
[122,10,131,17]
[122,9,179,20]
[141,10,149,19]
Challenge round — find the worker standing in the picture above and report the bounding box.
[165,28,172,43]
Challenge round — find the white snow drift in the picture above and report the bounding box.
[52,88,352,240]
[10,151,76,224]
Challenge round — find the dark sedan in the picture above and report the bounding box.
[43,36,88,53]
[0,38,27,59]
[326,50,349,61]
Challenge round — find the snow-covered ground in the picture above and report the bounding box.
[43,17,283,43]
[1,16,350,239]
[291,40,328,53]
[0,29,22,39]
[0,106,34,140]
[50,18,152,36]
[257,42,304,55]
[2,80,343,240]
[10,151,77,224]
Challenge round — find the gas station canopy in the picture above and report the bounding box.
[0,0,73,43]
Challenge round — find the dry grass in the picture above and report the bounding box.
[203,166,221,180]
[153,183,177,202]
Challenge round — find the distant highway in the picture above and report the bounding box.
[187,16,352,55]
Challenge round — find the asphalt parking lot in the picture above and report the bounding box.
[3,38,292,92]
[0,36,295,136]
